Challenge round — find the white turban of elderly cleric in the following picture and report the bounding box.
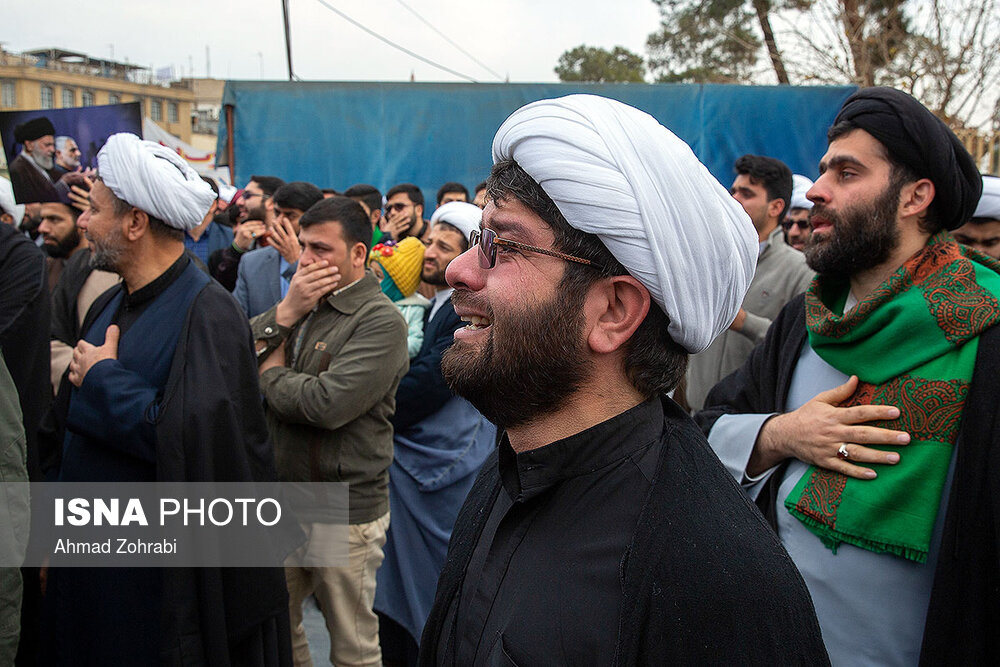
[492,94,758,354]
[97,132,215,230]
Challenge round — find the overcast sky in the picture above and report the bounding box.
[4,0,663,83]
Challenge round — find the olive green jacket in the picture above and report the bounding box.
[0,352,28,663]
[253,272,409,524]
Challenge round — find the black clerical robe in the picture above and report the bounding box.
[45,255,292,666]
[8,153,60,204]
[421,396,830,666]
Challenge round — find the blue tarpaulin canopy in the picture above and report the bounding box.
[218,81,856,203]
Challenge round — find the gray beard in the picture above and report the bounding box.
[31,146,54,170]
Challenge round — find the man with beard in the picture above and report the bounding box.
[235,181,323,317]
[37,202,87,290]
[253,196,408,667]
[8,117,63,204]
[686,154,813,411]
[420,95,828,665]
[211,175,286,290]
[383,183,430,243]
[51,136,82,178]
[783,174,814,252]
[45,133,293,665]
[375,202,495,667]
[695,88,997,663]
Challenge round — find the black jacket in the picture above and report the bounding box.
[0,222,50,481]
[695,294,1000,665]
[421,397,830,666]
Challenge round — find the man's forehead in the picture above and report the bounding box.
[732,173,763,190]
[429,223,464,244]
[821,128,887,167]
[40,202,73,217]
[483,197,550,238]
[387,192,412,203]
[301,219,344,241]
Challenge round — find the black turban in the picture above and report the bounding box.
[13,116,55,143]
[833,87,981,230]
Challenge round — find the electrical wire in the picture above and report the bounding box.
[393,0,505,81]
[313,0,479,83]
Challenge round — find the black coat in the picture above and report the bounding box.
[50,263,294,666]
[421,397,830,665]
[0,222,50,481]
[695,294,1000,665]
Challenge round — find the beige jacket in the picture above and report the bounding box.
[685,227,813,411]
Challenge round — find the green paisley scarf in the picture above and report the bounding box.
[785,233,1000,562]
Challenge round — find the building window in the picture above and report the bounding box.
[81,90,95,107]
[1,82,14,107]
[168,101,178,122]
[108,93,121,104]
[40,86,53,109]
[150,99,162,121]
[62,88,75,107]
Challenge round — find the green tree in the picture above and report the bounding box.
[554,45,646,83]
[646,0,807,83]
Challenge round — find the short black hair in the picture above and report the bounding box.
[321,188,340,196]
[343,184,383,215]
[299,196,372,254]
[248,175,286,197]
[827,120,941,234]
[475,181,488,194]
[386,183,424,207]
[436,181,469,205]
[734,154,793,221]
[486,159,688,396]
[200,175,220,200]
[272,181,324,213]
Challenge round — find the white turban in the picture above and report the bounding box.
[431,201,482,241]
[492,94,757,354]
[0,177,25,227]
[790,174,814,211]
[974,175,1000,219]
[97,133,215,231]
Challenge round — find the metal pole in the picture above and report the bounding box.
[225,104,236,185]
[282,0,294,81]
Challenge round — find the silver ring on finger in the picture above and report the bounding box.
[251,232,257,239]
[837,444,850,460]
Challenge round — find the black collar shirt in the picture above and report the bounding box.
[441,396,664,666]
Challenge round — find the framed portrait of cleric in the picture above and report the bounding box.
[0,102,141,204]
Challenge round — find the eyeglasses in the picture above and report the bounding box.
[469,228,596,270]
[781,218,810,231]
[241,190,267,201]
[385,202,411,213]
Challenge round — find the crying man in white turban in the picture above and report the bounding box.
[419,95,830,665]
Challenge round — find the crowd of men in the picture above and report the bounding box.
[1,83,1000,666]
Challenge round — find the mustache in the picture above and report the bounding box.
[450,289,493,319]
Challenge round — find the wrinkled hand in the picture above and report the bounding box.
[383,211,412,240]
[749,375,910,479]
[269,219,301,264]
[275,261,341,326]
[68,325,120,387]
[234,220,266,251]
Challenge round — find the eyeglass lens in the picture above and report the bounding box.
[470,229,496,269]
